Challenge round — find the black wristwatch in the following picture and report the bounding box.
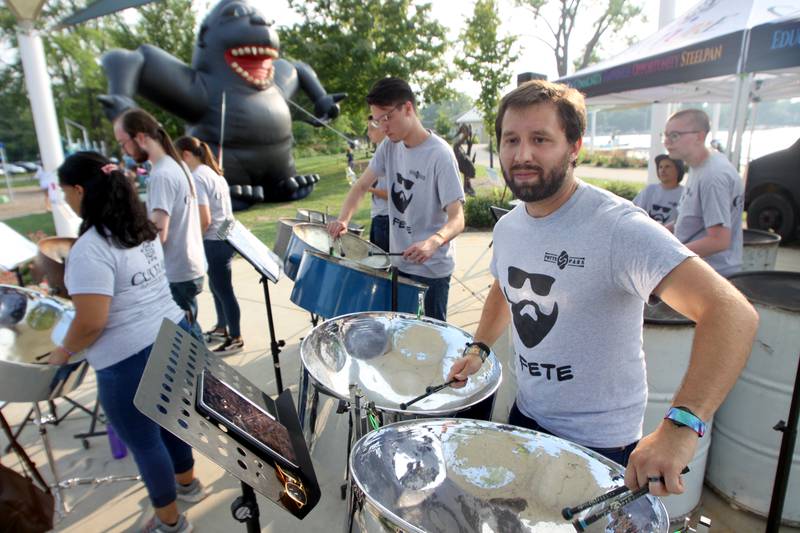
[465,341,491,363]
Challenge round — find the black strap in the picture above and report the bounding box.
[465,341,491,363]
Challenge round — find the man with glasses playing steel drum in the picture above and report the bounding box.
[327,77,465,321]
[448,80,759,498]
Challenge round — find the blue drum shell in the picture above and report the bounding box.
[290,250,426,319]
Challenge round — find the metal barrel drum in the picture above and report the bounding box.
[295,208,365,237]
[0,285,88,402]
[283,223,389,280]
[707,271,800,525]
[742,229,781,271]
[273,218,305,261]
[642,301,710,522]
[348,418,670,532]
[290,250,426,319]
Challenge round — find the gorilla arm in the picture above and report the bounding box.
[294,61,345,123]
[99,45,208,123]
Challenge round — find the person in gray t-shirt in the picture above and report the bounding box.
[114,109,206,340]
[633,154,685,224]
[366,120,390,252]
[328,78,465,321]
[664,109,744,276]
[448,80,758,499]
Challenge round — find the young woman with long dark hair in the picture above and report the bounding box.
[48,152,206,533]
[175,136,243,355]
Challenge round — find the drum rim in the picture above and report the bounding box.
[348,417,670,533]
[289,222,391,268]
[300,249,426,288]
[299,311,503,415]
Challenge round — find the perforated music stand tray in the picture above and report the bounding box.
[133,320,320,519]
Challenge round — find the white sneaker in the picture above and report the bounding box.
[176,478,209,503]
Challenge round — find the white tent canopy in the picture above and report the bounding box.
[557,0,800,165]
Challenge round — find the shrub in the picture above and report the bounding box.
[464,188,515,229]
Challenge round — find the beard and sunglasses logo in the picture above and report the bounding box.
[503,266,559,348]
[391,172,415,213]
[648,204,673,223]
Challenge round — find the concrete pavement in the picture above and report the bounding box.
[1,231,798,532]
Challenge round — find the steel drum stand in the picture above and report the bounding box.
[260,276,286,393]
[766,351,800,532]
[133,320,320,531]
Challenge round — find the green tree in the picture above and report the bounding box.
[281,0,455,128]
[455,0,517,163]
[516,0,643,77]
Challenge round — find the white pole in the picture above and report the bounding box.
[647,0,677,184]
[589,109,597,153]
[16,21,64,174]
[1,146,13,201]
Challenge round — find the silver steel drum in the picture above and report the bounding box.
[34,236,75,297]
[349,418,670,533]
[0,285,88,402]
[299,312,502,422]
[284,223,390,280]
[294,208,365,237]
[273,218,305,261]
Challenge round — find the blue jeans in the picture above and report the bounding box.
[509,402,637,466]
[369,215,390,253]
[169,278,204,341]
[95,320,195,508]
[400,271,451,322]
[204,239,241,338]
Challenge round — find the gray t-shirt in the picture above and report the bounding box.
[675,151,744,276]
[633,183,684,224]
[193,164,233,241]
[65,228,186,370]
[368,132,465,278]
[491,181,694,448]
[370,173,388,218]
[146,156,206,282]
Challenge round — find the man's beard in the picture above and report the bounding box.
[509,298,559,349]
[130,142,149,164]
[502,149,572,202]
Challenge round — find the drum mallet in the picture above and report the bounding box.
[399,378,460,410]
[368,251,404,256]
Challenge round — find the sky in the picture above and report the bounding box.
[249,0,700,99]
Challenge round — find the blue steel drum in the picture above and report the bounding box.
[291,250,426,318]
[283,223,390,281]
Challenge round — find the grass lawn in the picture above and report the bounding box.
[4,212,55,237]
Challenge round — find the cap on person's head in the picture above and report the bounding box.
[655,154,686,183]
[366,77,416,109]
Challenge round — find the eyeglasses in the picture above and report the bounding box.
[118,136,135,151]
[661,131,700,143]
[275,464,307,510]
[369,103,404,128]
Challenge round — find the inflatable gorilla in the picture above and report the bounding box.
[99,0,345,208]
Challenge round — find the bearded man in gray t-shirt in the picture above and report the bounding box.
[664,109,744,276]
[328,78,465,321]
[448,80,758,499]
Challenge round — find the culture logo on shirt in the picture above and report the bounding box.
[390,172,415,214]
[503,266,559,348]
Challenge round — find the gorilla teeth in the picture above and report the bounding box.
[229,46,278,59]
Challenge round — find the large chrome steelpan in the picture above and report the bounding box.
[299,312,501,419]
[0,285,87,402]
[34,236,75,297]
[349,419,669,532]
[291,250,426,318]
[284,223,390,280]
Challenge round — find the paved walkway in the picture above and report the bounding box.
[1,231,798,532]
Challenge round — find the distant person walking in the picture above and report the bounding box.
[176,136,243,356]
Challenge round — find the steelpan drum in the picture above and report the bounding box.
[291,250,426,318]
[299,312,502,424]
[349,418,669,533]
[0,285,87,402]
[273,218,305,261]
[284,223,390,280]
[35,236,75,297]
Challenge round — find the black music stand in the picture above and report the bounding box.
[218,218,286,393]
[134,320,320,532]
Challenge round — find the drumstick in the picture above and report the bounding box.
[573,485,650,531]
[368,251,404,256]
[564,466,690,525]
[399,378,459,410]
[35,352,51,362]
